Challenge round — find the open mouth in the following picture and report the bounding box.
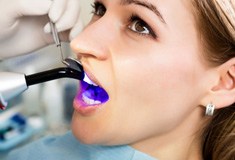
[76,73,109,106]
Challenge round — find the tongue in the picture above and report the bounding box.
[81,81,109,103]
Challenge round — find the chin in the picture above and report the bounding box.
[70,110,111,145]
[71,128,98,145]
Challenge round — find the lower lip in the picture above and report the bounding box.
[73,93,105,116]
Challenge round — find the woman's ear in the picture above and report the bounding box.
[200,58,235,109]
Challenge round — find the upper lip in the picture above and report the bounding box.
[82,63,102,87]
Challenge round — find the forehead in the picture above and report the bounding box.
[106,0,195,24]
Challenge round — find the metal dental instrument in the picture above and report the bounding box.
[49,20,69,66]
[49,20,82,71]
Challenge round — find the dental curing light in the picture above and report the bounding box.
[0,66,84,110]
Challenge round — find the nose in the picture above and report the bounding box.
[70,17,112,61]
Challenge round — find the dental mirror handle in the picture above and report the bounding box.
[0,67,84,110]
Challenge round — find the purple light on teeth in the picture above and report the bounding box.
[79,81,109,104]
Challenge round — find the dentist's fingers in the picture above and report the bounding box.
[48,0,67,23]
[0,0,52,38]
[44,22,52,33]
[44,0,80,33]
[8,0,52,17]
[69,18,84,40]
[55,0,81,32]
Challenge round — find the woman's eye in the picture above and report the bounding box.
[128,15,157,39]
[91,2,106,17]
[128,20,150,35]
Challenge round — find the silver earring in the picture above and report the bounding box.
[205,103,215,116]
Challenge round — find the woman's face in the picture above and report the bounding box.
[70,0,208,146]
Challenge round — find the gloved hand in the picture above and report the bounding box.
[0,0,83,59]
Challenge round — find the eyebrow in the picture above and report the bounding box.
[120,0,166,24]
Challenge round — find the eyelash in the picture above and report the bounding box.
[128,14,157,39]
[91,1,157,39]
[91,1,106,17]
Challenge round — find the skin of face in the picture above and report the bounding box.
[70,0,211,158]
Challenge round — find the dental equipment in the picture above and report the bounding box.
[0,67,84,110]
[0,19,84,110]
[49,20,82,72]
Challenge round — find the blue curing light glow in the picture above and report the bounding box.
[80,80,109,103]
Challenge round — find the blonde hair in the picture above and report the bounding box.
[192,0,235,160]
[214,0,235,40]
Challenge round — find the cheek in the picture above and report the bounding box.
[113,48,204,132]
[116,50,199,102]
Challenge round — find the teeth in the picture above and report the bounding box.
[83,73,98,86]
[82,94,101,105]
